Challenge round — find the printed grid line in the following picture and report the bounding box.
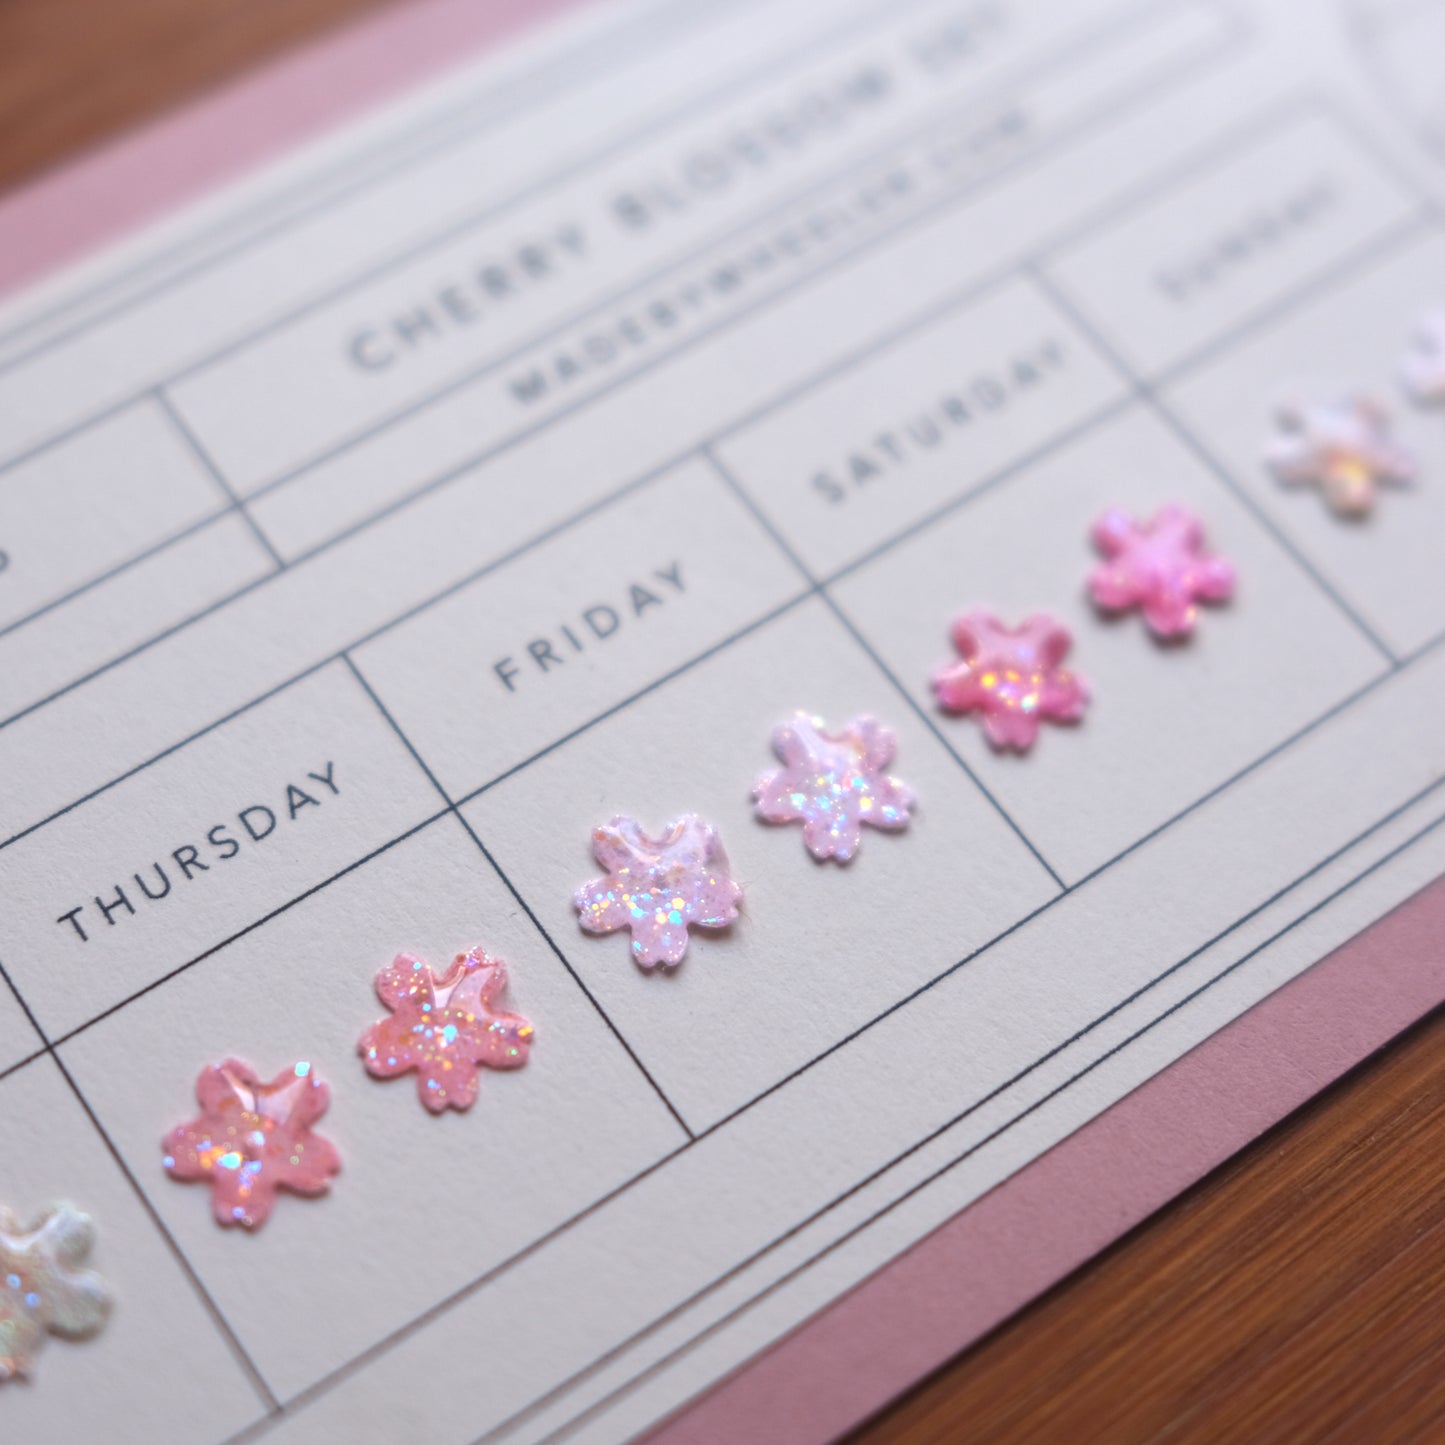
[0,0,1244,672]
[154,388,287,570]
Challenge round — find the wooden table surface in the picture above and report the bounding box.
[3,3,1443,1441]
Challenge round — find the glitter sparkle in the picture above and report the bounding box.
[0,1204,111,1382]
[754,711,913,861]
[1403,310,1445,406]
[932,610,1089,752]
[358,948,534,1113]
[1088,503,1235,638]
[162,1060,341,1230]
[574,814,741,968]
[1264,396,1415,517]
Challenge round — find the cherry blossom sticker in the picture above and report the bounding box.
[1088,504,1235,639]
[1403,310,1445,406]
[932,610,1089,752]
[163,1060,340,1230]
[1264,396,1415,517]
[0,1203,111,1382]
[359,949,533,1113]
[754,712,913,861]
[574,815,741,968]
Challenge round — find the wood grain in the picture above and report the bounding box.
[2,5,1444,1442]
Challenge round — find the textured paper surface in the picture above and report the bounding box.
[1,0,1444,1440]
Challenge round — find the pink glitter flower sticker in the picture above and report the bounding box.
[163,1060,341,1230]
[1403,310,1445,406]
[1264,396,1415,517]
[574,815,741,968]
[358,949,533,1113]
[932,611,1089,752]
[754,712,913,861]
[1088,504,1235,639]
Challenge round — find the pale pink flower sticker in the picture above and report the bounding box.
[163,1060,341,1230]
[359,948,534,1113]
[1403,310,1445,406]
[754,712,913,861]
[1264,396,1415,517]
[0,1203,111,1382]
[1088,504,1235,638]
[932,611,1089,752]
[574,815,741,968]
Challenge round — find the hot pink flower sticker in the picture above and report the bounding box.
[754,712,913,861]
[574,814,741,968]
[932,611,1089,752]
[1088,504,1235,638]
[1403,310,1445,406]
[163,1060,340,1230]
[358,949,534,1113]
[1264,396,1415,517]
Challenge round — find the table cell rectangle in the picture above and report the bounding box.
[352,458,805,802]
[0,398,238,631]
[1041,107,1422,378]
[0,513,274,723]
[0,1059,264,1438]
[715,274,1126,577]
[0,661,442,1039]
